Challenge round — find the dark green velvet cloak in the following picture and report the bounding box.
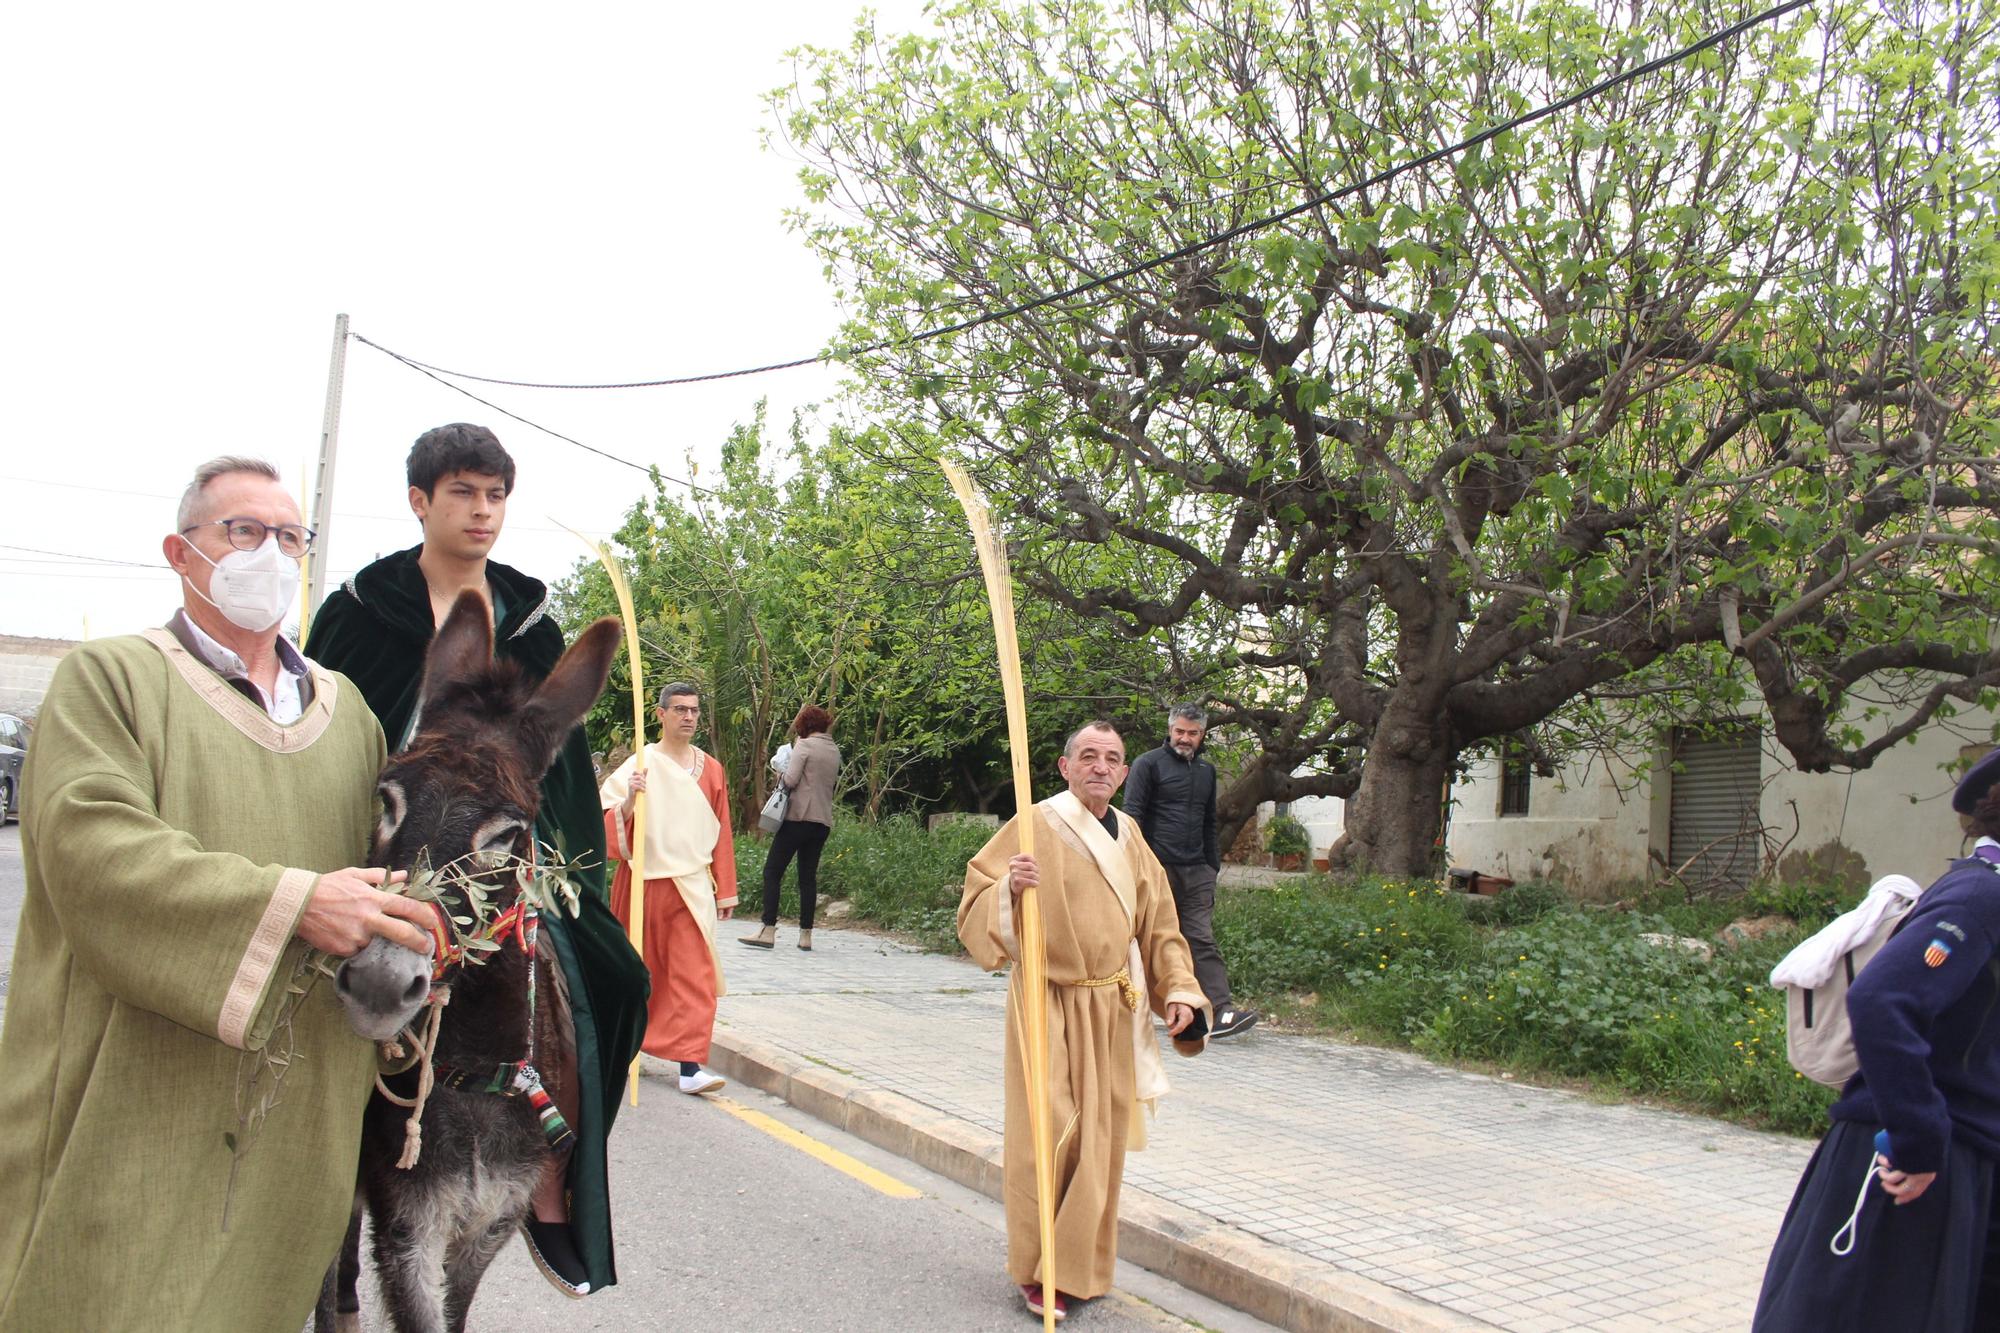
[304,544,648,1292]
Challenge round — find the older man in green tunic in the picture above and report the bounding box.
[0,457,435,1331]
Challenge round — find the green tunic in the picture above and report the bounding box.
[305,545,649,1292]
[0,630,386,1332]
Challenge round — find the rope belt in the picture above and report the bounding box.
[1070,967,1142,1012]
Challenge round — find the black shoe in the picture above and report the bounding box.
[1209,1007,1260,1040]
[522,1219,591,1297]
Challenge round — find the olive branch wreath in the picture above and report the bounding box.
[220,839,590,1229]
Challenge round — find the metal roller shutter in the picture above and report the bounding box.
[1669,725,1763,891]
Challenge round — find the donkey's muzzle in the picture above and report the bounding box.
[334,936,434,1042]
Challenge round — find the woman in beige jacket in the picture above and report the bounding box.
[743,705,840,950]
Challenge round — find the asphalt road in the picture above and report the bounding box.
[0,828,1274,1332]
[324,1062,1276,1332]
[0,822,20,1001]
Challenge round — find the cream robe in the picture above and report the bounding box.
[958,793,1209,1298]
[600,745,726,993]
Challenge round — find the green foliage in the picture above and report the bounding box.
[821,816,994,951]
[1479,879,1571,926]
[748,816,994,953]
[776,0,2000,876]
[552,410,1167,826]
[1740,877,1872,932]
[1220,879,1480,997]
[1214,875,1833,1133]
[1263,812,1311,858]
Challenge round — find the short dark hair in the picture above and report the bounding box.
[407,424,516,497]
[793,705,832,737]
[656,682,700,708]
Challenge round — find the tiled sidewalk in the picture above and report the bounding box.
[712,920,1811,1333]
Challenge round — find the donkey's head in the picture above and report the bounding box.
[333,591,620,1041]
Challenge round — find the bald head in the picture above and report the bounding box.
[1058,721,1127,815]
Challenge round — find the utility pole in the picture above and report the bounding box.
[308,313,349,612]
[296,457,315,643]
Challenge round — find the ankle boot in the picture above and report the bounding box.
[797,929,813,951]
[741,924,776,949]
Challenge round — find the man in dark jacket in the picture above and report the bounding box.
[305,423,650,1299]
[1123,704,1258,1039]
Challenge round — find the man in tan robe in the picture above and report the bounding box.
[959,720,1210,1321]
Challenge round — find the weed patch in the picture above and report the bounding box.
[1217,875,1834,1135]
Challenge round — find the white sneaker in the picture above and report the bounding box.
[678,1068,726,1096]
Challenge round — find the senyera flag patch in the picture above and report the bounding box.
[1926,938,1955,968]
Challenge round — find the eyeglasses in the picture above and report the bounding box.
[180,517,317,558]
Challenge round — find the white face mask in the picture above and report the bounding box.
[181,534,301,632]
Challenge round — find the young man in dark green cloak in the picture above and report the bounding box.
[305,422,649,1298]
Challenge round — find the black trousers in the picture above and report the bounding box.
[1754,1119,2000,1332]
[762,818,832,929]
[1163,862,1231,1010]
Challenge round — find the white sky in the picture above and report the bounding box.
[2,1,934,640]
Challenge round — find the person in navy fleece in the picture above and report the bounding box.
[1755,749,2000,1331]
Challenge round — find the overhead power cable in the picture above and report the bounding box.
[353,0,1809,394]
[351,337,668,479]
[0,542,165,569]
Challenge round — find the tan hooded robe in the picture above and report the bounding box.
[958,791,1210,1298]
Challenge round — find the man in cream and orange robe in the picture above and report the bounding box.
[959,720,1210,1321]
[600,682,736,1096]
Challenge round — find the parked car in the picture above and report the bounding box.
[0,712,26,823]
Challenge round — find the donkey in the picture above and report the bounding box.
[315,591,620,1333]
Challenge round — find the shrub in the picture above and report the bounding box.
[1740,876,1872,931]
[1218,877,1478,998]
[759,815,991,953]
[1264,813,1311,858]
[1483,879,1569,926]
[1216,873,1836,1135]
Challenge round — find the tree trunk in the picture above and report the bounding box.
[1332,700,1456,878]
[1216,764,1271,861]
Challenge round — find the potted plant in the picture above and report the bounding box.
[1264,812,1311,872]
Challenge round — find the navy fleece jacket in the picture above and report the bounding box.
[1833,853,2000,1174]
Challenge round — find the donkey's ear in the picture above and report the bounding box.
[517,617,621,777]
[420,591,496,712]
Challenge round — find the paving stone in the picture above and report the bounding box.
[714,920,1810,1332]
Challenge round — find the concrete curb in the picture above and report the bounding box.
[708,1027,1497,1333]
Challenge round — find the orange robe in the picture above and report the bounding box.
[602,748,736,1063]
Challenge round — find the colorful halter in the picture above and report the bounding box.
[382,880,573,1166]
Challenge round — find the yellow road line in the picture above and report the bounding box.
[709,1095,922,1199]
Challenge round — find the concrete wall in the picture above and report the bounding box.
[0,635,78,718]
[1445,705,1993,894]
[1448,751,1656,893]
[1755,722,1976,889]
[1286,791,1346,862]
